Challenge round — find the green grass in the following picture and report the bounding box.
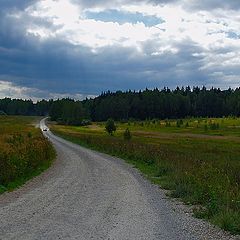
[0,116,56,193]
[117,117,240,136]
[50,117,240,235]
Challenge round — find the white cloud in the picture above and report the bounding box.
[0,80,95,102]
[23,0,240,55]
[27,0,81,25]
[0,80,36,100]
[25,0,163,51]
[1,0,240,99]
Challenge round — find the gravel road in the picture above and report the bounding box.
[0,119,238,240]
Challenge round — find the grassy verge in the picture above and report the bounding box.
[51,118,240,235]
[0,116,56,193]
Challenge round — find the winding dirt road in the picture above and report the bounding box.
[0,119,237,240]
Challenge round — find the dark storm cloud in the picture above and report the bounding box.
[0,0,203,96]
[0,31,208,94]
[0,7,233,97]
[0,18,209,96]
[0,0,239,99]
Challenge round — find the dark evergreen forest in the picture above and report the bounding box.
[1,86,240,124]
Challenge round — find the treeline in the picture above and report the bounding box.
[84,87,240,121]
[1,86,240,123]
[49,99,86,125]
[0,98,51,116]
[0,98,85,125]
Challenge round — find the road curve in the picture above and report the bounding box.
[0,119,237,240]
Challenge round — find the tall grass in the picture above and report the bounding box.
[0,116,55,193]
[51,119,240,235]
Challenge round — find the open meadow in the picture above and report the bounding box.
[0,116,55,193]
[51,117,240,234]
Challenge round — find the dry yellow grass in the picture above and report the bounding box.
[0,116,55,192]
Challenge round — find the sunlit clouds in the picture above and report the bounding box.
[0,0,240,100]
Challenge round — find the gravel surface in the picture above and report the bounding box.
[0,119,238,240]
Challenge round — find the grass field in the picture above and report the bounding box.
[0,116,55,193]
[51,117,240,234]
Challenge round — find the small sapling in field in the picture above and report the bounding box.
[123,128,132,140]
[105,118,117,135]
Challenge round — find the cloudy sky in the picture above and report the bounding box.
[0,0,240,100]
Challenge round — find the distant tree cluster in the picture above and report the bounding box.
[0,98,35,116]
[0,98,86,125]
[83,87,240,121]
[1,86,240,124]
[49,99,85,125]
[0,98,52,116]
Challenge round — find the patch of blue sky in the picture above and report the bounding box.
[85,9,164,27]
[227,31,240,39]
